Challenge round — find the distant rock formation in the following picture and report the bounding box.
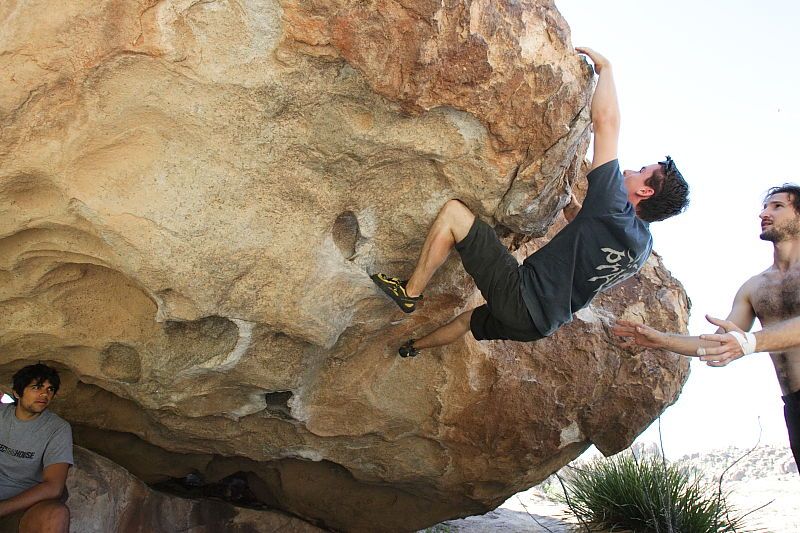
[677,445,799,480]
[0,0,689,530]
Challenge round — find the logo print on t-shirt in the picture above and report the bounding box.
[588,247,648,293]
[0,443,35,460]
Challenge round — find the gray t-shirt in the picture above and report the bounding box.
[0,404,73,499]
[520,159,653,336]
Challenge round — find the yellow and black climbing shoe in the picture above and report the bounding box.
[398,339,420,358]
[370,273,422,314]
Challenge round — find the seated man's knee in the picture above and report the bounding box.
[20,501,70,532]
[52,503,69,526]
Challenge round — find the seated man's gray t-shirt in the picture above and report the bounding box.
[0,403,73,499]
[519,159,653,336]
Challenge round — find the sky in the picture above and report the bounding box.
[555,0,800,457]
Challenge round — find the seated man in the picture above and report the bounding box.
[0,364,72,533]
[371,47,690,357]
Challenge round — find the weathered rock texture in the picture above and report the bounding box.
[0,1,689,531]
[66,446,323,532]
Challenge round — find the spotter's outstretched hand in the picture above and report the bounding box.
[697,315,748,367]
[612,319,665,349]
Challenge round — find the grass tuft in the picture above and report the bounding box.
[557,451,756,533]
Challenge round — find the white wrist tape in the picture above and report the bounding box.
[728,331,757,355]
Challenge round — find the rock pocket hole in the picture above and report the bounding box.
[332,211,359,260]
[101,343,142,383]
[264,391,293,420]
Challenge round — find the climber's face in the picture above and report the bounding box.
[622,164,657,206]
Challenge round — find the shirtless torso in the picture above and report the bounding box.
[747,265,800,395]
[730,188,800,396]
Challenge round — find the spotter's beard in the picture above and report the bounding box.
[760,219,800,242]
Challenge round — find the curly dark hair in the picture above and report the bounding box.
[11,363,61,403]
[764,184,800,213]
[637,156,690,223]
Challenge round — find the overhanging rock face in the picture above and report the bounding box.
[0,1,689,531]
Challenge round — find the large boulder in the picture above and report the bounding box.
[0,1,689,531]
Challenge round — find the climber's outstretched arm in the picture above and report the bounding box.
[576,47,619,171]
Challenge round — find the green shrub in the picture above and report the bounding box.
[557,452,752,533]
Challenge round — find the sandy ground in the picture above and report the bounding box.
[725,476,800,532]
[434,487,576,532]
[428,467,800,532]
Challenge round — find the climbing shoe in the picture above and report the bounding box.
[370,273,422,314]
[398,339,420,358]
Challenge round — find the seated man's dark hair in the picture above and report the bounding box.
[765,184,800,213]
[637,155,690,223]
[12,363,61,403]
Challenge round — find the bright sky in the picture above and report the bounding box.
[555,0,800,457]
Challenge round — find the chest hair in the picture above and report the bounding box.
[753,269,800,322]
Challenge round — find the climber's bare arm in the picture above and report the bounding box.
[576,47,619,170]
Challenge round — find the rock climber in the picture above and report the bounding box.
[371,47,690,357]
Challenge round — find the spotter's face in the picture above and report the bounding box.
[760,193,800,242]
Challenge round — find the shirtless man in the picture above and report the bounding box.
[614,184,800,468]
[371,47,689,358]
